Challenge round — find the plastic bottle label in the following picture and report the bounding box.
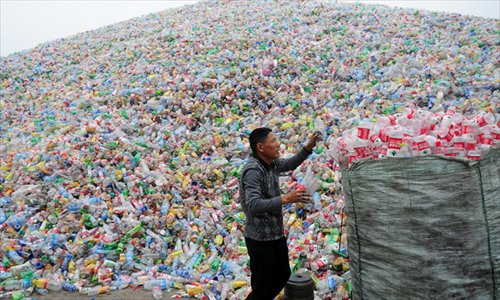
[357,127,370,139]
[387,137,403,149]
[416,140,430,151]
[327,277,336,291]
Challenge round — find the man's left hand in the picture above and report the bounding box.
[304,131,322,152]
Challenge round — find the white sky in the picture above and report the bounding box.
[342,0,500,19]
[0,0,199,56]
[1,0,499,57]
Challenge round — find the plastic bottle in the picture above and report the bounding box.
[7,250,25,265]
[82,285,111,296]
[9,261,32,275]
[124,243,134,269]
[32,278,63,291]
[62,282,78,292]
[0,210,6,224]
[316,276,336,298]
[2,279,30,291]
[144,278,173,290]
[186,284,204,297]
[310,257,329,272]
[152,285,162,299]
[312,192,322,211]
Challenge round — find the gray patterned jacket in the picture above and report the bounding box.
[239,148,311,241]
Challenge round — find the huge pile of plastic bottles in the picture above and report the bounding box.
[0,0,498,299]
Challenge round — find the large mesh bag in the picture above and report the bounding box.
[341,149,499,300]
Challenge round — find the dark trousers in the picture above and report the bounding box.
[245,236,291,300]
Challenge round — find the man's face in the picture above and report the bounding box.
[258,132,281,159]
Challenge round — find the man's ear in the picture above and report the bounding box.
[256,143,264,153]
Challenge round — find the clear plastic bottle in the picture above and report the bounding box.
[32,278,63,291]
[9,261,32,275]
[124,243,134,269]
[143,278,173,290]
[2,279,30,291]
[7,250,25,265]
[82,285,111,296]
[152,285,162,299]
[312,192,322,211]
[0,209,6,224]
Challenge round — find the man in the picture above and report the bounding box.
[239,127,321,299]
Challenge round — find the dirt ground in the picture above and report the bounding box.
[35,287,196,300]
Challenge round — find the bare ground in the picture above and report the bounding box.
[34,287,196,300]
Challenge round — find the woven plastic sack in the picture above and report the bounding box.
[341,149,499,300]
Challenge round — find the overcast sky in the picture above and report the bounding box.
[0,0,198,56]
[1,0,499,57]
[345,0,500,19]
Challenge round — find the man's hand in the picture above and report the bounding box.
[281,190,311,204]
[304,131,323,152]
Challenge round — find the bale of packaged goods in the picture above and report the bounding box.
[341,149,499,300]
